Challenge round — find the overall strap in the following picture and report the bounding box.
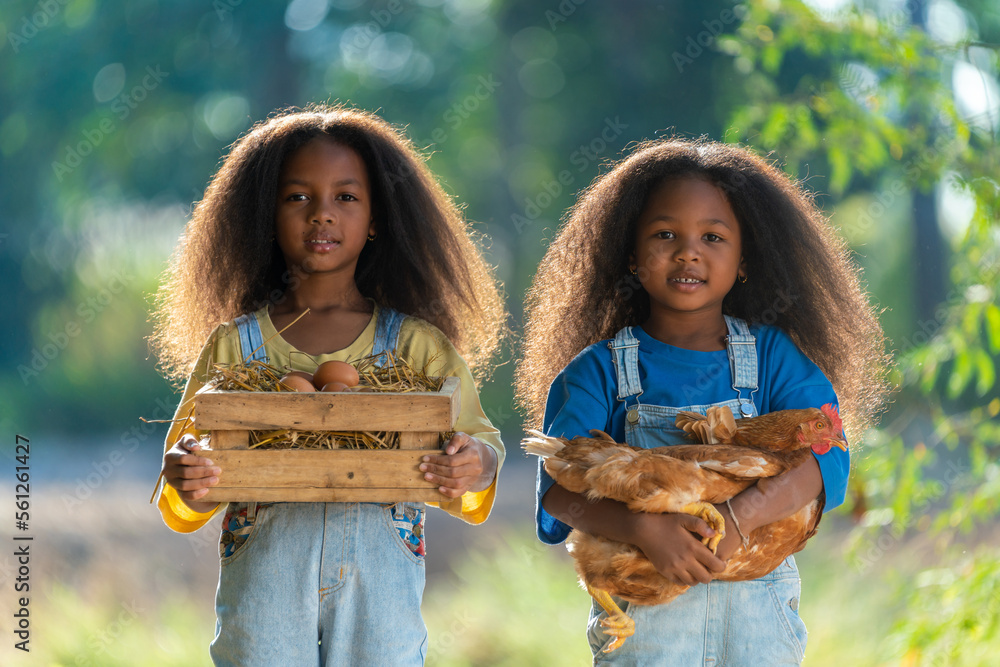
[609,327,643,401]
[233,312,268,520]
[723,315,758,390]
[371,306,406,368]
[233,313,269,364]
[724,315,758,416]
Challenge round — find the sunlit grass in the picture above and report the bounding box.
[795,526,902,666]
[6,585,215,666]
[423,532,592,666]
[9,524,994,666]
[422,524,909,667]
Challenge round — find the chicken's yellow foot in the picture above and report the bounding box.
[586,583,635,653]
[680,502,726,553]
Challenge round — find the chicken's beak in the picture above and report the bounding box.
[830,438,848,451]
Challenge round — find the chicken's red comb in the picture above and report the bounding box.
[821,404,842,434]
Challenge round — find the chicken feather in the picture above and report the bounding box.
[523,404,847,652]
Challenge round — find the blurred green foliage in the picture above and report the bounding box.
[718,1,1000,662]
[886,553,1000,666]
[5,0,994,436]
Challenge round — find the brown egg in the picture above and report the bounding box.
[313,361,360,389]
[279,372,316,392]
[320,381,349,392]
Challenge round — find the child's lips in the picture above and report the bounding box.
[669,275,705,292]
[305,238,340,252]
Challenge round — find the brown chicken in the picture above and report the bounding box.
[523,404,846,652]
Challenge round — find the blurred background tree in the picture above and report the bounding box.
[2,0,998,664]
[714,3,1000,662]
[2,0,777,434]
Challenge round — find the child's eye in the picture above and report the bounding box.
[285,193,307,202]
[704,233,723,242]
[655,231,675,240]
[338,193,358,202]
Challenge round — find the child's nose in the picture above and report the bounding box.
[310,197,337,224]
[674,239,701,261]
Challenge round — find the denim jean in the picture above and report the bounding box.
[587,556,807,665]
[215,306,422,664]
[210,502,427,666]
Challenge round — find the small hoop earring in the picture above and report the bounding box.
[630,267,638,276]
[738,273,747,284]
[367,233,377,242]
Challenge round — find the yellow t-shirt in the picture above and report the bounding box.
[155,305,504,532]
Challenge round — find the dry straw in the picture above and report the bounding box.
[203,349,447,451]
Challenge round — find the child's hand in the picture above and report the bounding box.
[712,502,744,562]
[630,512,726,586]
[162,434,221,513]
[419,433,498,499]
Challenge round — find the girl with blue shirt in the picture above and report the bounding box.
[516,138,889,664]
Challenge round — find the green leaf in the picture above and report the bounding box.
[975,348,996,396]
[760,105,790,147]
[985,304,1000,354]
[793,105,819,150]
[948,349,972,398]
[761,42,784,74]
[919,350,940,392]
[828,145,851,195]
[963,301,983,337]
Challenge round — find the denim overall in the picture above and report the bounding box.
[588,316,808,666]
[210,307,429,667]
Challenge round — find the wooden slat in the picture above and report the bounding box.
[440,376,461,427]
[211,430,248,450]
[398,431,438,450]
[202,487,444,503]
[194,381,460,431]
[204,449,442,489]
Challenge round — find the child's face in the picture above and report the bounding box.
[275,136,375,276]
[631,176,744,319]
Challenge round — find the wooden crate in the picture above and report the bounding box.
[193,376,460,503]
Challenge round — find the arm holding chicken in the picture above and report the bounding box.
[527,405,846,652]
[541,439,824,578]
[711,455,824,561]
[542,483,726,586]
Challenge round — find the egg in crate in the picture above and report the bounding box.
[313,360,360,390]
[278,371,316,392]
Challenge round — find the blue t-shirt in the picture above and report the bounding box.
[535,323,850,545]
